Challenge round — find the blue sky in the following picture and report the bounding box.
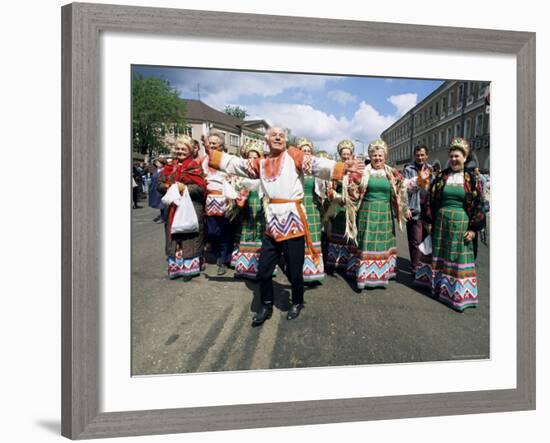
[133,65,443,154]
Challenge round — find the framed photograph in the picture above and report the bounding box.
[62,2,535,439]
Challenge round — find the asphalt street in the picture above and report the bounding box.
[132,203,490,375]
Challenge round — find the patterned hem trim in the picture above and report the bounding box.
[437,295,479,311]
[167,255,201,279]
[347,252,397,288]
[233,251,260,277]
[304,253,324,281]
[414,262,479,309]
[326,242,351,269]
[414,263,433,287]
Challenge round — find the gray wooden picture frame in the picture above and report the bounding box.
[61,2,536,439]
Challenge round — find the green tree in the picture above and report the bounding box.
[132,74,188,158]
[285,128,298,147]
[224,105,249,120]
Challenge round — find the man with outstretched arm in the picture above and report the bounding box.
[202,127,363,326]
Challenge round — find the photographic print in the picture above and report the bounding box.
[63,4,536,438]
[131,65,491,376]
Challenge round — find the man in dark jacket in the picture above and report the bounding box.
[402,145,432,273]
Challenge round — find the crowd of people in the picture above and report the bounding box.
[134,127,489,326]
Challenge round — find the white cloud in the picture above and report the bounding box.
[327,89,358,105]
[164,68,422,153]
[171,70,340,109]
[387,93,418,117]
[247,100,396,154]
[349,101,396,142]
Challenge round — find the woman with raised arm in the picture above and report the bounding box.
[230,140,266,279]
[414,137,486,311]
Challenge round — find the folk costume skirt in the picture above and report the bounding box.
[302,176,325,282]
[415,184,478,311]
[347,176,397,289]
[165,200,205,279]
[326,182,352,271]
[231,190,265,279]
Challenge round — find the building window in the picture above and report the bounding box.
[475,113,484,136]
[446,127,452,145]
[455,122,461,137]
[229,134,240,146]
[435,101,439,116]
[464,118,472,139]
[478,83,486,98]
[439,130,444,147]
[432,134,437,151]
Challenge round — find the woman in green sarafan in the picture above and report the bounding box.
[296,137,326,283]
[346,139,428,289]
[230,140,266,279]
[325,139,356,272]
[414,137,486,311]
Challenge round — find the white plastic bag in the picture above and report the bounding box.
[161,183,199,234]
[419,234,432,255]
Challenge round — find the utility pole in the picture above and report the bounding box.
[195,83,201,101]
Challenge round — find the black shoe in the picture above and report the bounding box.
[252,304,273,326]
[287,303,303,320]
[217,264,227,276]
[182,275,192,282]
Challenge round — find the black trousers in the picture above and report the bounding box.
[258,235,305,306]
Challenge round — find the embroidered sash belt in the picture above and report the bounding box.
[269,198,317,259]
